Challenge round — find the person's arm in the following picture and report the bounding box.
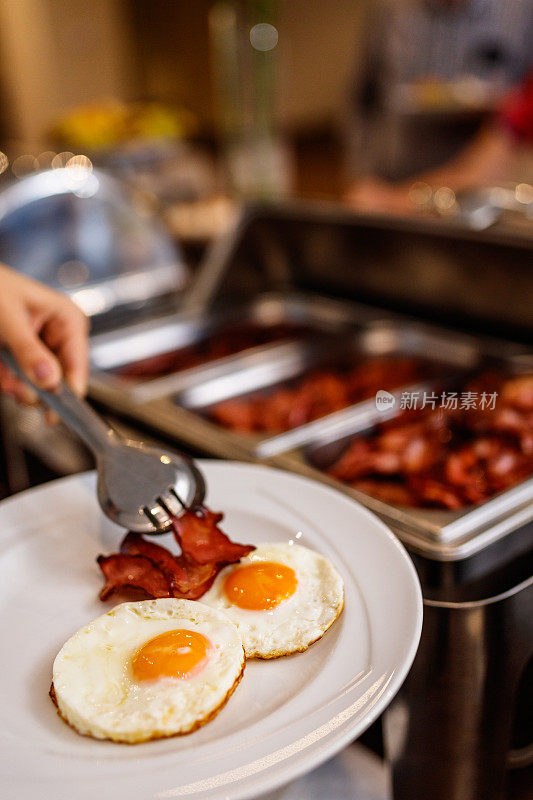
[0,264,89,408]
[403,122,514,194]
[414,70,533,194]
[345,122,515,215]
[345,68,533,216]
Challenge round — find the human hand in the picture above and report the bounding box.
[0,264,89,414]
[344,177,414,216]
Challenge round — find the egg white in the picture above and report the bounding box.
[51,598,245,743]
[201,543,344,659]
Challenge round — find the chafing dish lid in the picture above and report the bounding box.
[0,168,187,318]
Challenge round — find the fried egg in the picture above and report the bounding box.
[51,598,245,743]
[202,543,344,658]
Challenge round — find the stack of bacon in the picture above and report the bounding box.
[209,357,425,434]
[115,323,311,381]
[327,373,533,510]
[97,507,254,601]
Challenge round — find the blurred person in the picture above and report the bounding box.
[346,67,533,214]
[345,0,533,194]
[0,264,89,413]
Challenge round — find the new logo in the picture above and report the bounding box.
[375,390,396,411]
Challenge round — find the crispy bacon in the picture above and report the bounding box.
[97,554,171,601]
[407,476,465,510]
[120,532,186,586]
[172,508,255,565]
[501,375,533,412]
[169,555,219,599]
[115,323,310,381]
[351,479,416,507]
[209,357,427,434]
[97,506,255,602]
[120,532,218,599]
[327,371,533,510]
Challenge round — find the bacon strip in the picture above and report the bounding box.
[171,554,219,599]
[120,532,218,599]
[120,532,185,586]
[97,506,255,602]
[172,508,255,565]
[97,554,171,601]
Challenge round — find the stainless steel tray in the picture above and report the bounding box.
[88,292,533,560]
[266,322,533,560]
[89,292,371,401]
[273,429,533,562]
[172,319,475,454]
[89,291,381,458]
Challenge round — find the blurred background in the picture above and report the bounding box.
[0,4,532,800]
[0,0,358,237]
[2,0,533,255]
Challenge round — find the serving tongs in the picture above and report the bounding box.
[0,348,205,534]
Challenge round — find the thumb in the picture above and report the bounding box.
[0,311,62,391]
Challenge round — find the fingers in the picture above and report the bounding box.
[12,380,39,406]
[41,305,90,396]
[0,302,62,391]
[0,366,59,428]
[0,267,90,413]
[45,409,60,426]
[0,364,58,424]
[0,365,39,405]
[58,309,90,396]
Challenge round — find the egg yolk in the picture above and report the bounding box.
[132,629,210,681]
[224,561,297,610]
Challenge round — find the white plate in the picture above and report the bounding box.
[0,462,422,800]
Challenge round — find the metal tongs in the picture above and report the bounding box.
[0,348,205,534]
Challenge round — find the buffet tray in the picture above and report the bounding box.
[90,291,368,394]
[89,292,381,458]
[272,435,533,562]
[88,291,533,560]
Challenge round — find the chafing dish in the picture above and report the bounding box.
[90,291,368,391]
[267,319,533,560]
[275,425,533,562]
[173,318,469,425]
[90,288,532,560]
[89,291,380,458]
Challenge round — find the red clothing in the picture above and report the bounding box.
[500,71,533,142]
